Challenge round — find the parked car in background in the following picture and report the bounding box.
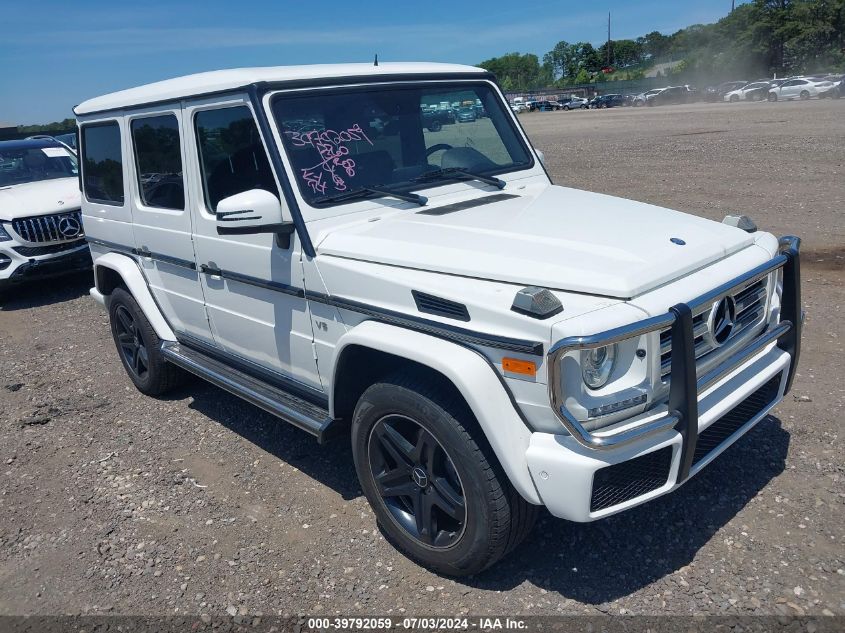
[0,138,90,293]
[704,81,748,102]
[532,100,562,111]
[421,107,455,131]
[723,82,771,102]
[456,106,477,122]
[647,86,692,106]
[590,94,626,109]
[818,75,844,99]
[562,97,589,110]
[768,77,835,101]
[633,88,664,106]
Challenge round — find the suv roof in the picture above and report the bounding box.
[0,137,66,151]
[75,62,487,116]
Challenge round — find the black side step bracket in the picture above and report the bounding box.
[160,341,341,443]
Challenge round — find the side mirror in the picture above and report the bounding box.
[536,149,546,167]
[215,189,295,247]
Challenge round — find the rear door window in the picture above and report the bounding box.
[81,122,124,205]
[131,114,184,210]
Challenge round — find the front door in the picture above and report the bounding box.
[182,95,322,391]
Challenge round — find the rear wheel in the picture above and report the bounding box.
[108,287,186,396]
[428,120,442,132]
[351,372,537,576]
[800,90,810,100]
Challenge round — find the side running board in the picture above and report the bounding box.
[160,341,340,443]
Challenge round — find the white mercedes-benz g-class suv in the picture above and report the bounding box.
[0,138,90,293]
[76,63,802,575]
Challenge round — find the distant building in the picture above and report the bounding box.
[0,122,17,141]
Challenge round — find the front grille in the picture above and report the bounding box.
[590,446,673,512]
[660,277,769,380]
[11,210,84,243]
[14,239,86,257]
[691,374,782,467]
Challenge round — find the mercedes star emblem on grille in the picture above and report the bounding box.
[708,296,736,347]
[58,216,82,239]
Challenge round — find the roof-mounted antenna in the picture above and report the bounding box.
[374,53,379,67]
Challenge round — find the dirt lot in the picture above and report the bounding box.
[1,100,843,619]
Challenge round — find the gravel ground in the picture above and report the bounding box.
[1,100,843,619]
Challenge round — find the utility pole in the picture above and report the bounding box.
[731,0,735,12]
[607,11,612,67]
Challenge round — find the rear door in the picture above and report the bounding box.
[126,106,213,343]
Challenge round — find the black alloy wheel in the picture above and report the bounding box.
[368,414,466,548]
[107,287,186,396]
[114,304,149,380]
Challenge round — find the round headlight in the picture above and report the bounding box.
[582,344,617,389]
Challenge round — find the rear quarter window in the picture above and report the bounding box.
[81,122,125,205]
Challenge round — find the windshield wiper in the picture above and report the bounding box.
[413,167,506,189]
[312,185,427,206]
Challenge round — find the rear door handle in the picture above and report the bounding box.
[200,264,222,276]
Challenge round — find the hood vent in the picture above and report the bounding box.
[417,193,517,216]
[412,291,470,322]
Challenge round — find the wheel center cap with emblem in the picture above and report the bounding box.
[411,467,428,489]
[58,216,82,239]
[708,296,736,346]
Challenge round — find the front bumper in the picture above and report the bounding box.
[0,241,91,287]
[527,236,802,521]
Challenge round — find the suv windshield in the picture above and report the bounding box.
[271,82,532,206]
[0,145,78,186]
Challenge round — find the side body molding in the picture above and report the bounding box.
[92,251,176,342]
[331,320,541,504]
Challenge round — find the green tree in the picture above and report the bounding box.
[479,52,548,90]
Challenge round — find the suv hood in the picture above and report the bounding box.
[0,178,81,221]
[318,185,756,299]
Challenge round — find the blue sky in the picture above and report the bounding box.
[2,1,740,125]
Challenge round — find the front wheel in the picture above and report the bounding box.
[768,92,778,102]
[351,373,537,576]
[800,90,810,100]
[428,120,442,132]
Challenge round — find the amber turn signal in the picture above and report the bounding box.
[502,357,537,377]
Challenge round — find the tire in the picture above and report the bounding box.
[563,105,570,111]
[108,287,186,396]
[800,90,810,100]
[768,92,778,102]
[428,120,442,133]
[730,94,739,103]
[351,372,538,576]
